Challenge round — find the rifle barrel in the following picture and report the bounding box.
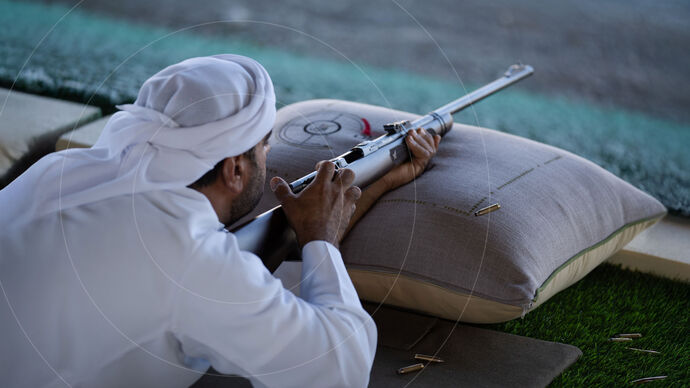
[435,64,534,117]
[399,64,533,138]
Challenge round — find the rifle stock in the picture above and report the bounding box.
[231,64,534,272]
[233,206,299,273]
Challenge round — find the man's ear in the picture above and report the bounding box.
[220,156,245,194]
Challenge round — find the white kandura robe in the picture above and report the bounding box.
[0,187,377,388]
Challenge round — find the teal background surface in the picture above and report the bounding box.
[1,0,688,215]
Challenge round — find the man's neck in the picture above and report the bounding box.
[190,186,231,225]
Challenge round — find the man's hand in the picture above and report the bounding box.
[339,127,441,243]
[271,162,361,249]
[381,128,441,191]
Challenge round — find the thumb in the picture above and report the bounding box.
[271,177,293,202]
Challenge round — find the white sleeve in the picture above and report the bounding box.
[170,234,377,388]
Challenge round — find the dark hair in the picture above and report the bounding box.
[188,147,257,189]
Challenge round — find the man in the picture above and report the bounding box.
[0,54,439,387]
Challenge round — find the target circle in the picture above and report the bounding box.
[304,120,341,135]
[278,111,366,149]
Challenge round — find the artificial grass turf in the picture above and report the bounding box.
[484,263,690,387]
[1,0,689,217]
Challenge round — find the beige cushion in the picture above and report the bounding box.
[608,215,690,282]
[0,88,100,176]
[244,99,667,323]
[55,115,111,151]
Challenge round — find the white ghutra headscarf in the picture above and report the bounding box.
[0,54,276,226]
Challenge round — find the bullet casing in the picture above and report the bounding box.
[617,333,642,339]
[475,203,501,216]
[626,347,660,354]
[631,376,667,384]
[414,354,445,363]
[397,363,424,375]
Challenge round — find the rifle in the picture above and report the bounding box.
[232,64,534,272]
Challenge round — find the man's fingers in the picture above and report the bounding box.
[345,185,361,203]
[407,133,432,159]
[314,161,336,185]
[415,128,436,151]
[337,168,356,188]
[416,128,440,154]
[408,130,431,154]
[271,176,294,202]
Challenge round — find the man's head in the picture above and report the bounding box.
[189,130,272,226]
[1,54,277,223]
[127,53,276,226]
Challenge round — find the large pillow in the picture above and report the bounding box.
[243,99,666,324]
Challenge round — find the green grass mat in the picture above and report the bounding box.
[486,264,689,386]
[1,0,689,217]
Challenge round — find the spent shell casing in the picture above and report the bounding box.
[475,203,501,217]
[626,347,661,355]
[617,333,643,339]
[608,337,632,342]
[414,354,445,363]
[631,376,667,384]
[397,363,424,375]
